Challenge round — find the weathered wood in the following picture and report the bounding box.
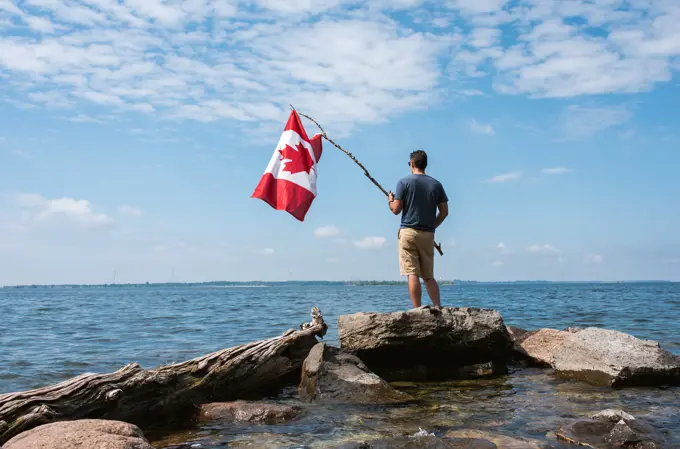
[0,307,327,445]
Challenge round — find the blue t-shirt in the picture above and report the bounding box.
[395,174,448,233]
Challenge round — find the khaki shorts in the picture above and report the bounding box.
[398,227,435,279]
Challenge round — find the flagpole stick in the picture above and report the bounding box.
[295,108,443,257]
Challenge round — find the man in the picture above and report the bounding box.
[388,150,448,309]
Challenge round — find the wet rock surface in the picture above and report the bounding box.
[445,429,549,448]
[4,419,154,449]
[333,435,498,448]
[199,401,303,424]
[551,327,680,387]
[338,307,512,381]
[299,342,412,404]
[556,409,668,448]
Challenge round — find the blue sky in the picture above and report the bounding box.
[1,0,679,285]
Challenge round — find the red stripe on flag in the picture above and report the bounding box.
[284,111,311,144]
[251,173,316,222]
[310,133,322,163]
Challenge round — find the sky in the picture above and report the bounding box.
[0,0,679,285]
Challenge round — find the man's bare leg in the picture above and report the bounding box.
[423,278,441,308]
[408,275,422,308]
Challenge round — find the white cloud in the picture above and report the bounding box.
[528,244,561,256]
[14,193,113,228]
[68,114,105,124]
[586,254,604,264]
[491,260,504,267]
[560,105,631,139]
[260,248,275,256]
[0,4,446,133]
[353,236,387,250]
[497,242,506,249]
[0,0,677,131]
[327,257,338,263]
[314,225,340,238]
[118,205,143,217]
[486,171,522,183]
[12,149,33,159]
[541,167,571,175]
[469,118,495,135]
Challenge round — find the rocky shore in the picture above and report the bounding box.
[2,306,679,448]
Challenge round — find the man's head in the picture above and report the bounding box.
[409,150,427,173]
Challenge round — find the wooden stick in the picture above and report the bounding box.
[295,108,443,256]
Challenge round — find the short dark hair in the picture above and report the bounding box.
[410,150,427,170]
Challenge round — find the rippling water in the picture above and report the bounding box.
[2,282,679,447]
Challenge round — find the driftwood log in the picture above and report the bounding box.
[0,307,327,445]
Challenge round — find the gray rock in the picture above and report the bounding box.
[551,327,680,387]
[199,401,303,424]
[4,419,154,449]
[513,328,569,367]
[299,343,412,404]
[338,307,512,381]
[556,409,667,448]
[333,436,497,448]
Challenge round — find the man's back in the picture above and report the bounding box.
[395,174,448,233]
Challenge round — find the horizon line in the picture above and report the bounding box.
[1,279,675,288]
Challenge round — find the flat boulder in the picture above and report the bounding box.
[556,409,667,448]
[512,328,570,367]
[551,327,680,387]
[4,419,153,449]
[199,401,303,424]
[333,435,497,448]
[446,429,548,448]
[338,307,512,381]
[299,342,411,404]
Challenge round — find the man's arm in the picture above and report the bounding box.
[434,202,448,228]
[388,191,402,215]
[388,180,404,215]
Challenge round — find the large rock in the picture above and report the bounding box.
[333,435,497,448]
[512,328,570,367]
[445,429,548,448]
[199,401,303,424]
[299,343,411,404]
[4,419,154,449]
[551,327,680,387]
[556,409,668,448]
[338,307,512,381]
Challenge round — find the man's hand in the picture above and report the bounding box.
[388,191,402,215]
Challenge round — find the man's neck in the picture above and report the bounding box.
[412,170,426,175]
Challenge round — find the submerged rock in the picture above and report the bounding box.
[299,342,412,404]
[333,435,498,448]
[338,307,512,381]
[551,327,680,387]
[556,409,667,448]
[512,328,569,367]
[199,401,303,424]
[446,429,548,448]
[4,419,154,449]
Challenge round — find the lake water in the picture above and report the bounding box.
[2,282,680,447]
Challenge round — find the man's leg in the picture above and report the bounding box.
[418,231,440,308]
[408,275,422,308]
[423,278,441,308]
[399,229,422,308]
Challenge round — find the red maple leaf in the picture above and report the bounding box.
[278,142,314,175]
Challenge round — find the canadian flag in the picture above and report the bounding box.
[251,110,323,221]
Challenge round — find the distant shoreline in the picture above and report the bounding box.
[1,280,674,289]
